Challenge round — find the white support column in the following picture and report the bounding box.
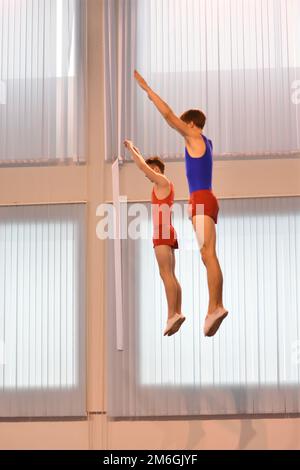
[112,157,124,351]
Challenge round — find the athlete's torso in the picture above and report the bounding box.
[151,182,175,228]
[185,134,213,193]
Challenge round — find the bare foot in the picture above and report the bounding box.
[168,313,186,337]
[204,307,228,337]
[164,313,185,336]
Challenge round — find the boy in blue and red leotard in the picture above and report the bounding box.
[134,71,228,337]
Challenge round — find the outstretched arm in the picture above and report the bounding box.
[124,140,169,187]
[134,70,194,137]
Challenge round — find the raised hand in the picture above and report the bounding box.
[124,139,134,149]
[124,140,141,156]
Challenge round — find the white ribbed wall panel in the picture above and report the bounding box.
[104,0,300,160]
[0,204,86,417]
[108,196,300,417]
[0,0,87,165]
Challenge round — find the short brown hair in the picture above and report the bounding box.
[145,157,165,174]
[180,109,206,129]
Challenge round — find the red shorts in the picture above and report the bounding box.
[153,225,179,249]
[189,189,219,224]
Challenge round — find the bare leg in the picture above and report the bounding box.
[155,245,178,320]
[192,215,224,315]
[166,249,186,336]
[171,250,182,315]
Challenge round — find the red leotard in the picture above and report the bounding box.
[151,182,178,249]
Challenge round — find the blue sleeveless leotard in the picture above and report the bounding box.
[185,135,213,194]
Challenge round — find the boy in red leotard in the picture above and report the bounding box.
[124,140,185,336]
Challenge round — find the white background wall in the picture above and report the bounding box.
[0,0,300,450]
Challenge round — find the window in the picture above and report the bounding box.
[108,197,300,417]
[0,0,87,165]
[0,204,86,417]
[104,0,300,160]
